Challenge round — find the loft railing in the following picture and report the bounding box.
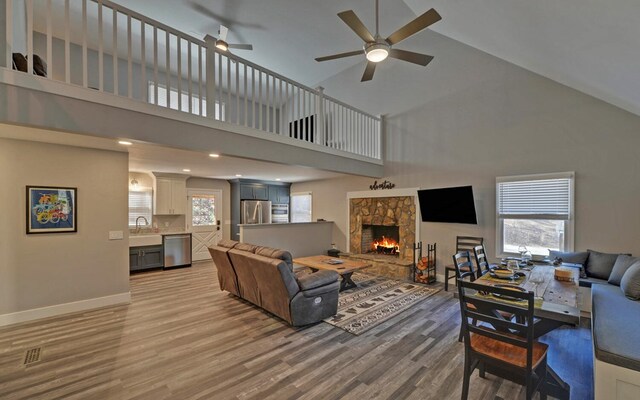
[2,0,382,160]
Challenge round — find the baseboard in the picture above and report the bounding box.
[0,292,131,327]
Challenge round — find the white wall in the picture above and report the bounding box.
[0,135,130,325]
[292,30,640,274]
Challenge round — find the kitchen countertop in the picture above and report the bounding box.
[238,221,333,228]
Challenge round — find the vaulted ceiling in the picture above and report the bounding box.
[120,0,640,117]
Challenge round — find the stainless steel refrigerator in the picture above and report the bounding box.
[241,200,272,225]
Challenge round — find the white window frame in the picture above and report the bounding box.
[128,187,153,228]
[148,82,224,120]
[496,172,575,258]
[291,192,313,223]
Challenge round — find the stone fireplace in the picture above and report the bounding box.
[344,189,420,280]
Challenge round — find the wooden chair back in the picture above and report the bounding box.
[473,244,491,279]
[457,280,536,372]
[452,251,476,281]
[456,236,484,253]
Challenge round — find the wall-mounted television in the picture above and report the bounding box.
[417,186,478,224]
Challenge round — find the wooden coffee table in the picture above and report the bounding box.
[293,255,372,291]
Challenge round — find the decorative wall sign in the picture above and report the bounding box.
[369,180,396,190]
[26,186,77,234]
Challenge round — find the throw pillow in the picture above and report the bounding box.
[586,249,627,280]
[620,262,640,300]
[547,250,589,265]
[609,255,640,286]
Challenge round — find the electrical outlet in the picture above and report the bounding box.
[108,231,124,240]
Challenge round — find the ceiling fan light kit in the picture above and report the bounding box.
[365,41,390,63]
[215,39,229,51]
[315,0,442,82]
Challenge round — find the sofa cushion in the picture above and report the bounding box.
[217,239,239,249]
[609,255,640,286]
[592,283,640,371]
[586,249,625,280]
[255,246,294,271]
[548,250,589,265]
[620,262,640,301]
[234,242,259,253]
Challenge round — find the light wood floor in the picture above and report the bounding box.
[0,261,593,400]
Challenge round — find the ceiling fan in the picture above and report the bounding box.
[208,25,253,52]
[315,0,441,82]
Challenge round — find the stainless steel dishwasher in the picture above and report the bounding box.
[163,233,192,269]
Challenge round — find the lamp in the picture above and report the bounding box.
[364,41,390,63]
[130,178,139,189]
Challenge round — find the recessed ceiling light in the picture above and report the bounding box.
[235,174,242,177]
[118,140,132,146]
[183,169,191,172]
[209,153,220,158]
[275,178,281,181]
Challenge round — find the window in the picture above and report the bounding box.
[128,188,153,227]
[496,172,574,257]
[291,192,312,223]
[191,194,216,227]
[148,83,224,120]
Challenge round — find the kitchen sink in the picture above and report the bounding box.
[129,234,162,247]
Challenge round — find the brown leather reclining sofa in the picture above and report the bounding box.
[208,239,340,326]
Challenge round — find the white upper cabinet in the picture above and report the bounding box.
[154,176,187,215]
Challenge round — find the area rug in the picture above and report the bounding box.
[323,273,440,335]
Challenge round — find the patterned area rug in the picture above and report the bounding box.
[323,273,440,335]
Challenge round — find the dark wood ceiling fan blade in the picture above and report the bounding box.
[338,10,375,43]
[385,8,441,45]
[228,44,253,50]
[388,49,434,66]
[315,50,363,62]
[361,62,376,82]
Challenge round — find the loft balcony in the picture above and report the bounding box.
[0,0,383,177]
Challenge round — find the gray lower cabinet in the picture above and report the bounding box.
[130,245,164,272]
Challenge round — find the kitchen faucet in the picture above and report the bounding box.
[135,216,149,233]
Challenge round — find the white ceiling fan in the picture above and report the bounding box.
[209,25,253,53]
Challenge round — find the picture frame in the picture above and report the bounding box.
[26,186,77,234]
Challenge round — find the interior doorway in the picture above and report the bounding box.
[187,189,222,261]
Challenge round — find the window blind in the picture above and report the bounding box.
[291,193,312,223]
[128,189,153,226]
[497,177,571,220]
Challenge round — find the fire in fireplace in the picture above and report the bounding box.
[361,225,400,256]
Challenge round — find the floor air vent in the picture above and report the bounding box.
[23,347,42,365]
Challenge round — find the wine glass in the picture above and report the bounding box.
[507,260,518,283]
[529,271,545,300]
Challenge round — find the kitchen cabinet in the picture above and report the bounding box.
[154,177,187,214]
[130,245,164,272]
[240,183,268,200]
[269,185,290,204]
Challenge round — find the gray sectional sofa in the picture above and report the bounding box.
[550,249,640,399]
[208,239,340,326]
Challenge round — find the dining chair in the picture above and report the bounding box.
[445,236,483,291]
[473,244,496,279]
[452,251,477,342]
[457,280,548,400]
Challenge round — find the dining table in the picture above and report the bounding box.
[472,264,580,400]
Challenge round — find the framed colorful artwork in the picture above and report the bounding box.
[26,186,77,234]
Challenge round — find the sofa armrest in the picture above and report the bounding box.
[297,270,339,291]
